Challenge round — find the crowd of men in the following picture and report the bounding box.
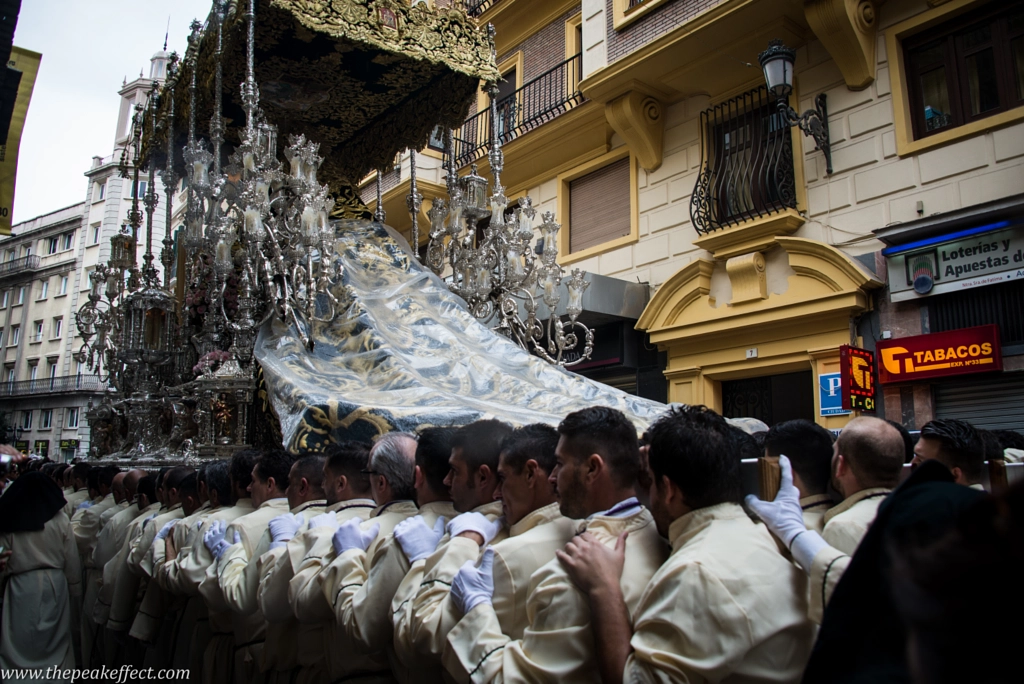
[2,406,1022,683]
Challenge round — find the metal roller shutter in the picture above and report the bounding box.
[569,157,631,253]
[933,372,1024,432]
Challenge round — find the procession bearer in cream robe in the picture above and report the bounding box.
[74,465,120,666]
[391,421,512,682]
[257,442,376,684]
[561,406,815,683]
[749,417,930,624]
[251,455,328,684]
[204,450,293,684]
[407,424,576,669]
[311,430,455,684]
[764,420,835,533]
[444,407,666,683]
[300,433,419,682]
[63,463,92,518]
[171,453,256,684]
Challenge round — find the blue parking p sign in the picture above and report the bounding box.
[819,372,851,416]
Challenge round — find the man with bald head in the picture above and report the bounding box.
[748,416,906,623]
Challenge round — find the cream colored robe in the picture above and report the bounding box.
[126,504,185,647]
[97,502,161,631]
[799,494,833,535]
[821,488,889,555]
[808,545,848,624]
[63,488,90,519]
[251,499,326,680]
[163,498,254,684]
[211,497,290,684]
[410,502,575,664]
[259,497,376,684]
[306,499,419,682]
[622,503,816,683]
[444,507,667,684]
[0,512,82,681]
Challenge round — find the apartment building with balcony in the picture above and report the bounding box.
[372,0,1024,431]
[0,203,103,460]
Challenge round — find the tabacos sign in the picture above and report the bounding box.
[877,325,1002,384]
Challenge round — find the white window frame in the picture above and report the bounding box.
[52,318,63,339]
[62,233,74,251]
[0,290,7,308]
[40,409,52,430]
[21,410,32,430]
[47,237,59,255]
[10,326,19,346]
[91,224,101,244]
[16,287,25,305]
[59,276,68,295]
[39,280,48,299]
[33,321,43,342]
[67,407,79,429]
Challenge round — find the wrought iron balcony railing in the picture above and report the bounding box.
[0,255,41,276]
[454,53,585,169]
[690,85,797,235]
[464,0,500,17]
[0,374,106,397]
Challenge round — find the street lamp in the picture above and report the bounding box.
[758,39,833,175]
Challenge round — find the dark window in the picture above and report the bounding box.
[905,4,1024,139]
[690,86,797,235]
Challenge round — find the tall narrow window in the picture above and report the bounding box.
[52,318,63,339]
[59,276,68,295]
[47,237,59,255]
[33,321,43,342]
[0,291,8,308]
[39,280,48,299]
[10,326,19,346]
[17,287,24,305]
[67,407,79,429]
[62,233,74,250]
[21,410,32,430]
[690,86,797,235]
[40,409,52,429]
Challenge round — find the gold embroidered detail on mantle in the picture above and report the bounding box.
[143,0,500,190]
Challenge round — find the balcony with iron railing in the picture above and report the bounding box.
[454,53,585,169]
[463,0,500,16]
[0,255,41,277]
[689,86,798,236]
[0,374,106,398]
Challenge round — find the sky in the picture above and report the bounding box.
[11,0,215,224]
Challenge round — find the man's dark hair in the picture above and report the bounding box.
[324,441,372,493]
[164,466,195,492]
[979,429,1005,461]
[71,462,91,484]
[836,419,906,489]
[751,431,768,454]
[156,466,171,490]
[256,449,295,489]
[97,465,119,490]
[646,405,742,509]
[415,427,456,496]
[993,429,1024,452]
[292,454,326,492]
[500,424,559,474]
[178,473,199,500]
[766,419,834,495]
[52,463,69,483]
[205,460,231,505]
[557,407,640,489]
[920,419,985,484]
[732,428,762,462]
[137,475,157,507]
[886,419,917,463]
[451,419,513,476]
[87,468,102,493]
[230,449,260,491]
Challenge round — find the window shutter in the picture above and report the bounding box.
[569,157,630,253]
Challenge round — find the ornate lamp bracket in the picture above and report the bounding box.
[779,93,832,175]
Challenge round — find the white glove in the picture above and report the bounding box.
[447,512,505,546]
[155,519,178,542]
[332,518,380,555]
[307,512,338,532]
[394,515,447,563]
[268,513,305,550]
[203,520,240,560]
[452,548,495,616]
[745,455,828,571]
[77,500,94,510]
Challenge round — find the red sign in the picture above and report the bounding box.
[876,325,1002,384]
[840,345,876,411]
